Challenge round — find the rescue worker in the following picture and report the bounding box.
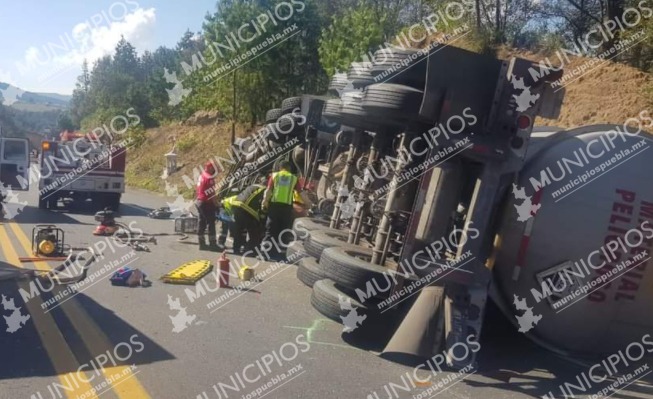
[230,184,266,254]
[217,194,238,251]
[262,160,299,257]
[196,161,219,251]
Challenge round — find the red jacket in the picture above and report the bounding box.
[196,171,215,202]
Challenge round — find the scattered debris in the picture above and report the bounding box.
[238,265,255,282]
[110,267,151,287]
[148,207,173,219]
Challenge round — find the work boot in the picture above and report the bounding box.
[208,241,220,252]
[199,237,209,251]
[217,239,226,252]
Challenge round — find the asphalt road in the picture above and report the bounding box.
[0,184,651,399]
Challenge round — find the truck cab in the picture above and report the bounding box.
[38,133,125,211]
[0,136,30,191]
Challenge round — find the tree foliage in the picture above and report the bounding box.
[68,0,653,132]
[318,7,386,77]
[184,0,326,124]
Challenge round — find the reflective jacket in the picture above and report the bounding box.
[233,185,265,220]
[268,170,298,205]
[221,195,238,216]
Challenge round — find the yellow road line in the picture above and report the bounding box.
[9,222,151,399]
[0,225,98,399]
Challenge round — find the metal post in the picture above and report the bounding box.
[348,134,381,244]
[231,70,237,146]
[371,133,409,265]
[330,131,360,229]
[444,164,502,369]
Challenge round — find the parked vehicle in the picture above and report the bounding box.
[38,132,126,210]
[0,134,30,191]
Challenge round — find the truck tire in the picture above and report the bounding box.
[303,229,352,260]
[328,73,348,97]
[265,108,283,123]
[281,97,302,114]
[286,240,309,264]
[338,93,377,130]
[320,246,401,294]
[264,123,283,143]
[362,84,424,123]
[297,257,326,287]
[322,99,342,123]
[292,217,331,239]
[310,279,376,324]
[347,62,375,88]
[109,194,121,211]
[276,114,303,136]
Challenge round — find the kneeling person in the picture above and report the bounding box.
[231,184,266,254]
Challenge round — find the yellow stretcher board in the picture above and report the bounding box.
[161,260,213,285]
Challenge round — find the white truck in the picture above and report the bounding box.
[0,133,30,218]
[37,133,126,211]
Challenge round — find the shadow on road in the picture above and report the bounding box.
[339,298,653,398]
[13,206,91,225]
[117,202,154,217]
[466,301,653,397]
[0,278,174,381]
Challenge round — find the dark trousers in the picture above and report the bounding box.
[263,202,294,256]
[232,207,264,254]
[196,200,216,244]
[218,220,234,246]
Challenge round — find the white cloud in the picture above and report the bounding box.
[0,69,16,85]
[14,7,157,85]
[65,7,157,65]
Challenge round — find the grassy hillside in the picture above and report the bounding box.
[126,117,252,198]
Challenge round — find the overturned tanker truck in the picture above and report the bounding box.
[221,44,653,368]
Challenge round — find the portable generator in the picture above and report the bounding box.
[93,208,119,236]
[32,225,65,257]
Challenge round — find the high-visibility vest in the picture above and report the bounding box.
[221,195,238,215]
[271,170,297,205]
[233,186,265,220]
[293,191,304,205]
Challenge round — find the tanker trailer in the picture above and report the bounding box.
[491,123,653,357]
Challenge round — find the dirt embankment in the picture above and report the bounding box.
[126,112,252,198]
[495,46,652,127]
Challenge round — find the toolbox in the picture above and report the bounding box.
[174,216,199,234]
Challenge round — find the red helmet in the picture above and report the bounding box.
[204,161,216,175]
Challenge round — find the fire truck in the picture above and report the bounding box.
[38,132,126,211]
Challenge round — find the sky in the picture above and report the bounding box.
[0,0,218,95]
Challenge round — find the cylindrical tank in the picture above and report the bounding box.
[493,124,653,356]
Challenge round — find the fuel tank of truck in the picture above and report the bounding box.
[492,124,653,356]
